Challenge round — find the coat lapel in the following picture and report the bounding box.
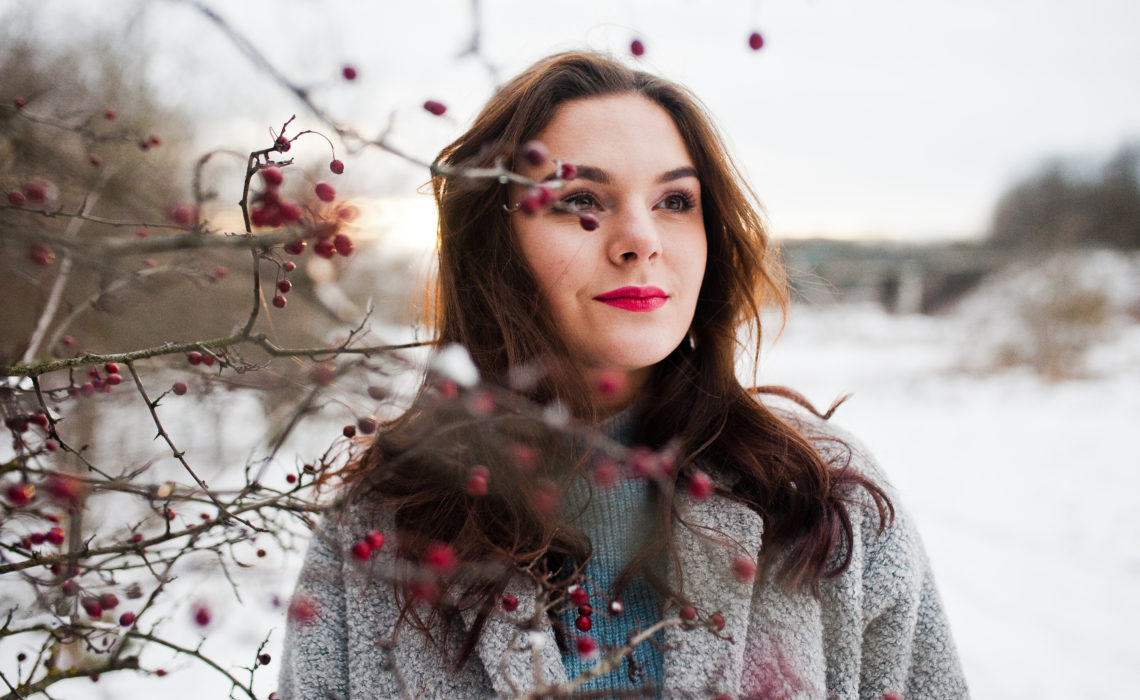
[662,491,764,696]
[461,575,568,697]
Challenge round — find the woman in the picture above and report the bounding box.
[279,51,967,699]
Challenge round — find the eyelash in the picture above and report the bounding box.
[558,189,698,214]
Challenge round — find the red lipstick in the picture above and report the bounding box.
[593,286,667,312]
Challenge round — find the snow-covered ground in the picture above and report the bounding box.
[760,303,1140,699]
[16,296,1140,699]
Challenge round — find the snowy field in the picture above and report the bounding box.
[16,298,1140,699]
[761,304,1140,700]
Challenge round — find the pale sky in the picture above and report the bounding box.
[9,0,1140,242]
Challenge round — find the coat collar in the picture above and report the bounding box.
[464,489,764,696]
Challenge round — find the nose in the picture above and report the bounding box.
[605,208,661,265]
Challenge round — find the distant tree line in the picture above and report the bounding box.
[989,143,1140,250]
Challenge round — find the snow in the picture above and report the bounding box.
[759,301,1140,699]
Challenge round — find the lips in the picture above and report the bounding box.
[593,286,668,312]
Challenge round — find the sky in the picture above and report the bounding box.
[6,0,1140,243]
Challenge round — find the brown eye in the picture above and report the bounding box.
[659,193,694,211]
[563,192,601,212]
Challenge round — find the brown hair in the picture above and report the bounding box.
[345,51,891,665]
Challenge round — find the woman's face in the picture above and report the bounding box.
[512,93,708,407]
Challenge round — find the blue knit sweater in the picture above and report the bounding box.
[558,408,664,695]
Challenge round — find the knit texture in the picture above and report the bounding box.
[278,402,970,699]
[557,407,664,695]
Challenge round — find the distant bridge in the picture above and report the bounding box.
[780,239,1014,314]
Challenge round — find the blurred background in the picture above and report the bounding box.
[2,0,1138,697]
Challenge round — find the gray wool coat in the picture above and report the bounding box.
[278,415,968,699]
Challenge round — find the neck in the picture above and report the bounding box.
[587,366,651,419]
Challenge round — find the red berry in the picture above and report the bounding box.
[23,182,47,202]
[147,135,162,148]
[465,473,488,496]
[13,97,26,109]
[356,417,378,435]
[44,475,82,504]
[44,439,57,452]
[423,100,447,116]
[89,154,103,166]
[342,424,356,438]
[172,382,188,395]
[575,635,597,658]
[568,585,589,607]
[710,612,725,631]
[350,540,372,561]
[104,109,116,120]
[333,233,353,256]
[342,65,358,81]
[7,190,25,206]
[276,279,292,294]
[62,580,79,596]
[274,135,290,152]
[80,382,95,397]
[284,240,306,255]
[687,470,714,500]
[46,527,66,545]
[81,597,103,618]
[594,368,627,397]
[732,555,756,583]
[501,594,518,612]
[30,532,46,545]
[559,162,577,180]
[187,351,203,365]
[193,604,211,626]
[98,593,119,610]
[155,669,167,677]
[119,611,135,626]
[272,294,287,309]
[285,473,297,484]
[288,595,318,624]
[105,362,119,374]
[367,385,386,400]
[366,530,385,550]
[311,363,336,385]
[279,203,302,223]
[132,533,144,543]
[521,141,548,167]
[106,373,122,386]
[519,189,543,216]
[575,615,592,632]
[577,604,593,617]
[749,31,764,51]
[29,243,55,266]
[424,542,457,576]
[261,167,284,186]
[592,458,619,488]
[329,159,345,174]
[283,260,297,272]
[314,182,336,203]
[258,653,271,666]
[170,204,194,226]
[257,549,267,557]
[630,39,646,57]
[578,213,599,231]
[314,238,335,258]
[679,605,696,621]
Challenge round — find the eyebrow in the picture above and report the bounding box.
[541,165,698,185]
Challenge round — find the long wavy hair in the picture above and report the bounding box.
[344,51,892,666]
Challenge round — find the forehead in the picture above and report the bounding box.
[530,93,694,174]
